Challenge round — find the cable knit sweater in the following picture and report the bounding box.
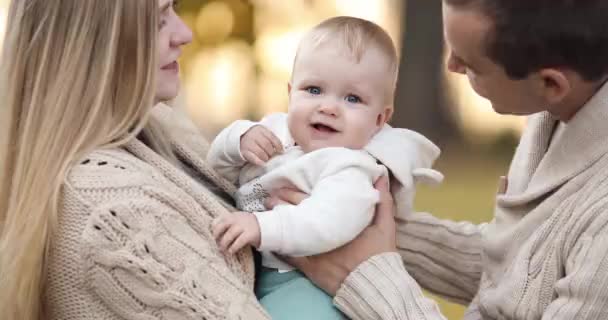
[334,82,608,319]
[45,105,270,319]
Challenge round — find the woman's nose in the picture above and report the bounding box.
[171,16,193,47]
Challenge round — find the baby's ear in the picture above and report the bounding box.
[377,107,394,127]
[384,106,394,123]
[412,168,443,186]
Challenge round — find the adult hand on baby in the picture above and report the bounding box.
[240,125,283,166]
[212,212,261,254]
[266,176,397,296]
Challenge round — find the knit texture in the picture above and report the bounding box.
[44,105,269,319]
[334,83,608,319]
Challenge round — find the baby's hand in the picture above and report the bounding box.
[212,212,261,254]
[240,125,283,166]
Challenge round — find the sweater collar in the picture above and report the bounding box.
[125,104,237,208]
[498,81,608,207]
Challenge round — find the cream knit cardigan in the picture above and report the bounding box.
[45,105,269,319]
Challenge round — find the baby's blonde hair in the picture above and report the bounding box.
[294,16,399,104]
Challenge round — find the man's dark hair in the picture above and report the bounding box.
[445,0,608,81]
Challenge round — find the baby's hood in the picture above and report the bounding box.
[364,124,443,218]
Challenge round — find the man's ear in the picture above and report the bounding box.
[376,106,394,127]
[537,68,572,106]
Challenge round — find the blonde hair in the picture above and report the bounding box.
[295,16,400,103]
[0,1,163,319]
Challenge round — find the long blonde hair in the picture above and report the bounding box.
[0,1,161,319]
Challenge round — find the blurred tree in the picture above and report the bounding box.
[392,0,462,146]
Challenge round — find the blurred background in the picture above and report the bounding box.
[0,0,524,318]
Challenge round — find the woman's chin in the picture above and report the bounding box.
[155,85,179,103]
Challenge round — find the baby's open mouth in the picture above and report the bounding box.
[311,123,338,133]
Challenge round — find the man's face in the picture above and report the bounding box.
[443,4,547,116]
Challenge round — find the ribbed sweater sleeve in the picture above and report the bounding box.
[333,212,484,320]
[334,253,446,320]
[397,212,484,304]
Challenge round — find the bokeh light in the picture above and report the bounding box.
[195,1,235,45]
[185,40,256,128]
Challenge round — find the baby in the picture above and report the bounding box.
[207,16,442,319]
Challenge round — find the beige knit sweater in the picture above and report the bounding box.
[45,106,270,319]
[335,83,608,319]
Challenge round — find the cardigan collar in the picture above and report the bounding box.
[124,104,238,214]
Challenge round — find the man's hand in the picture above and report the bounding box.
[212,212,261,254]
[268,176,397,296]
[240,125,283,166]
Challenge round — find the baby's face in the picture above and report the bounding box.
[287,44,393,153]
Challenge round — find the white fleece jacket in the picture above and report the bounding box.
[207,113,442,270]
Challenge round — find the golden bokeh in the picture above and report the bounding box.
[195,1,235,45]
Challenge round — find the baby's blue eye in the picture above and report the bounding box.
[306,86,322,95]
[345,95,361,104]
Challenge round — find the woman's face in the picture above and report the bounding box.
[156,0,193,102]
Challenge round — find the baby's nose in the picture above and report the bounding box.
[318,101,340,116]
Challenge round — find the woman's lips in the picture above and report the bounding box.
[161,61,179,72]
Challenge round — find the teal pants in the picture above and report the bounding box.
[256,267,346,319]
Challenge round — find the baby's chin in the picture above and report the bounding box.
[299,140,367,153]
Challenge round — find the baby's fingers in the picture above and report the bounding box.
[212,217,231,241]
[261,129,284,154]
[228,233,250,254]
[243,150,266,167]
[255,136,277,160]
[219,226,242,252]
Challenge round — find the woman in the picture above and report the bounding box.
[0,1,425,319]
